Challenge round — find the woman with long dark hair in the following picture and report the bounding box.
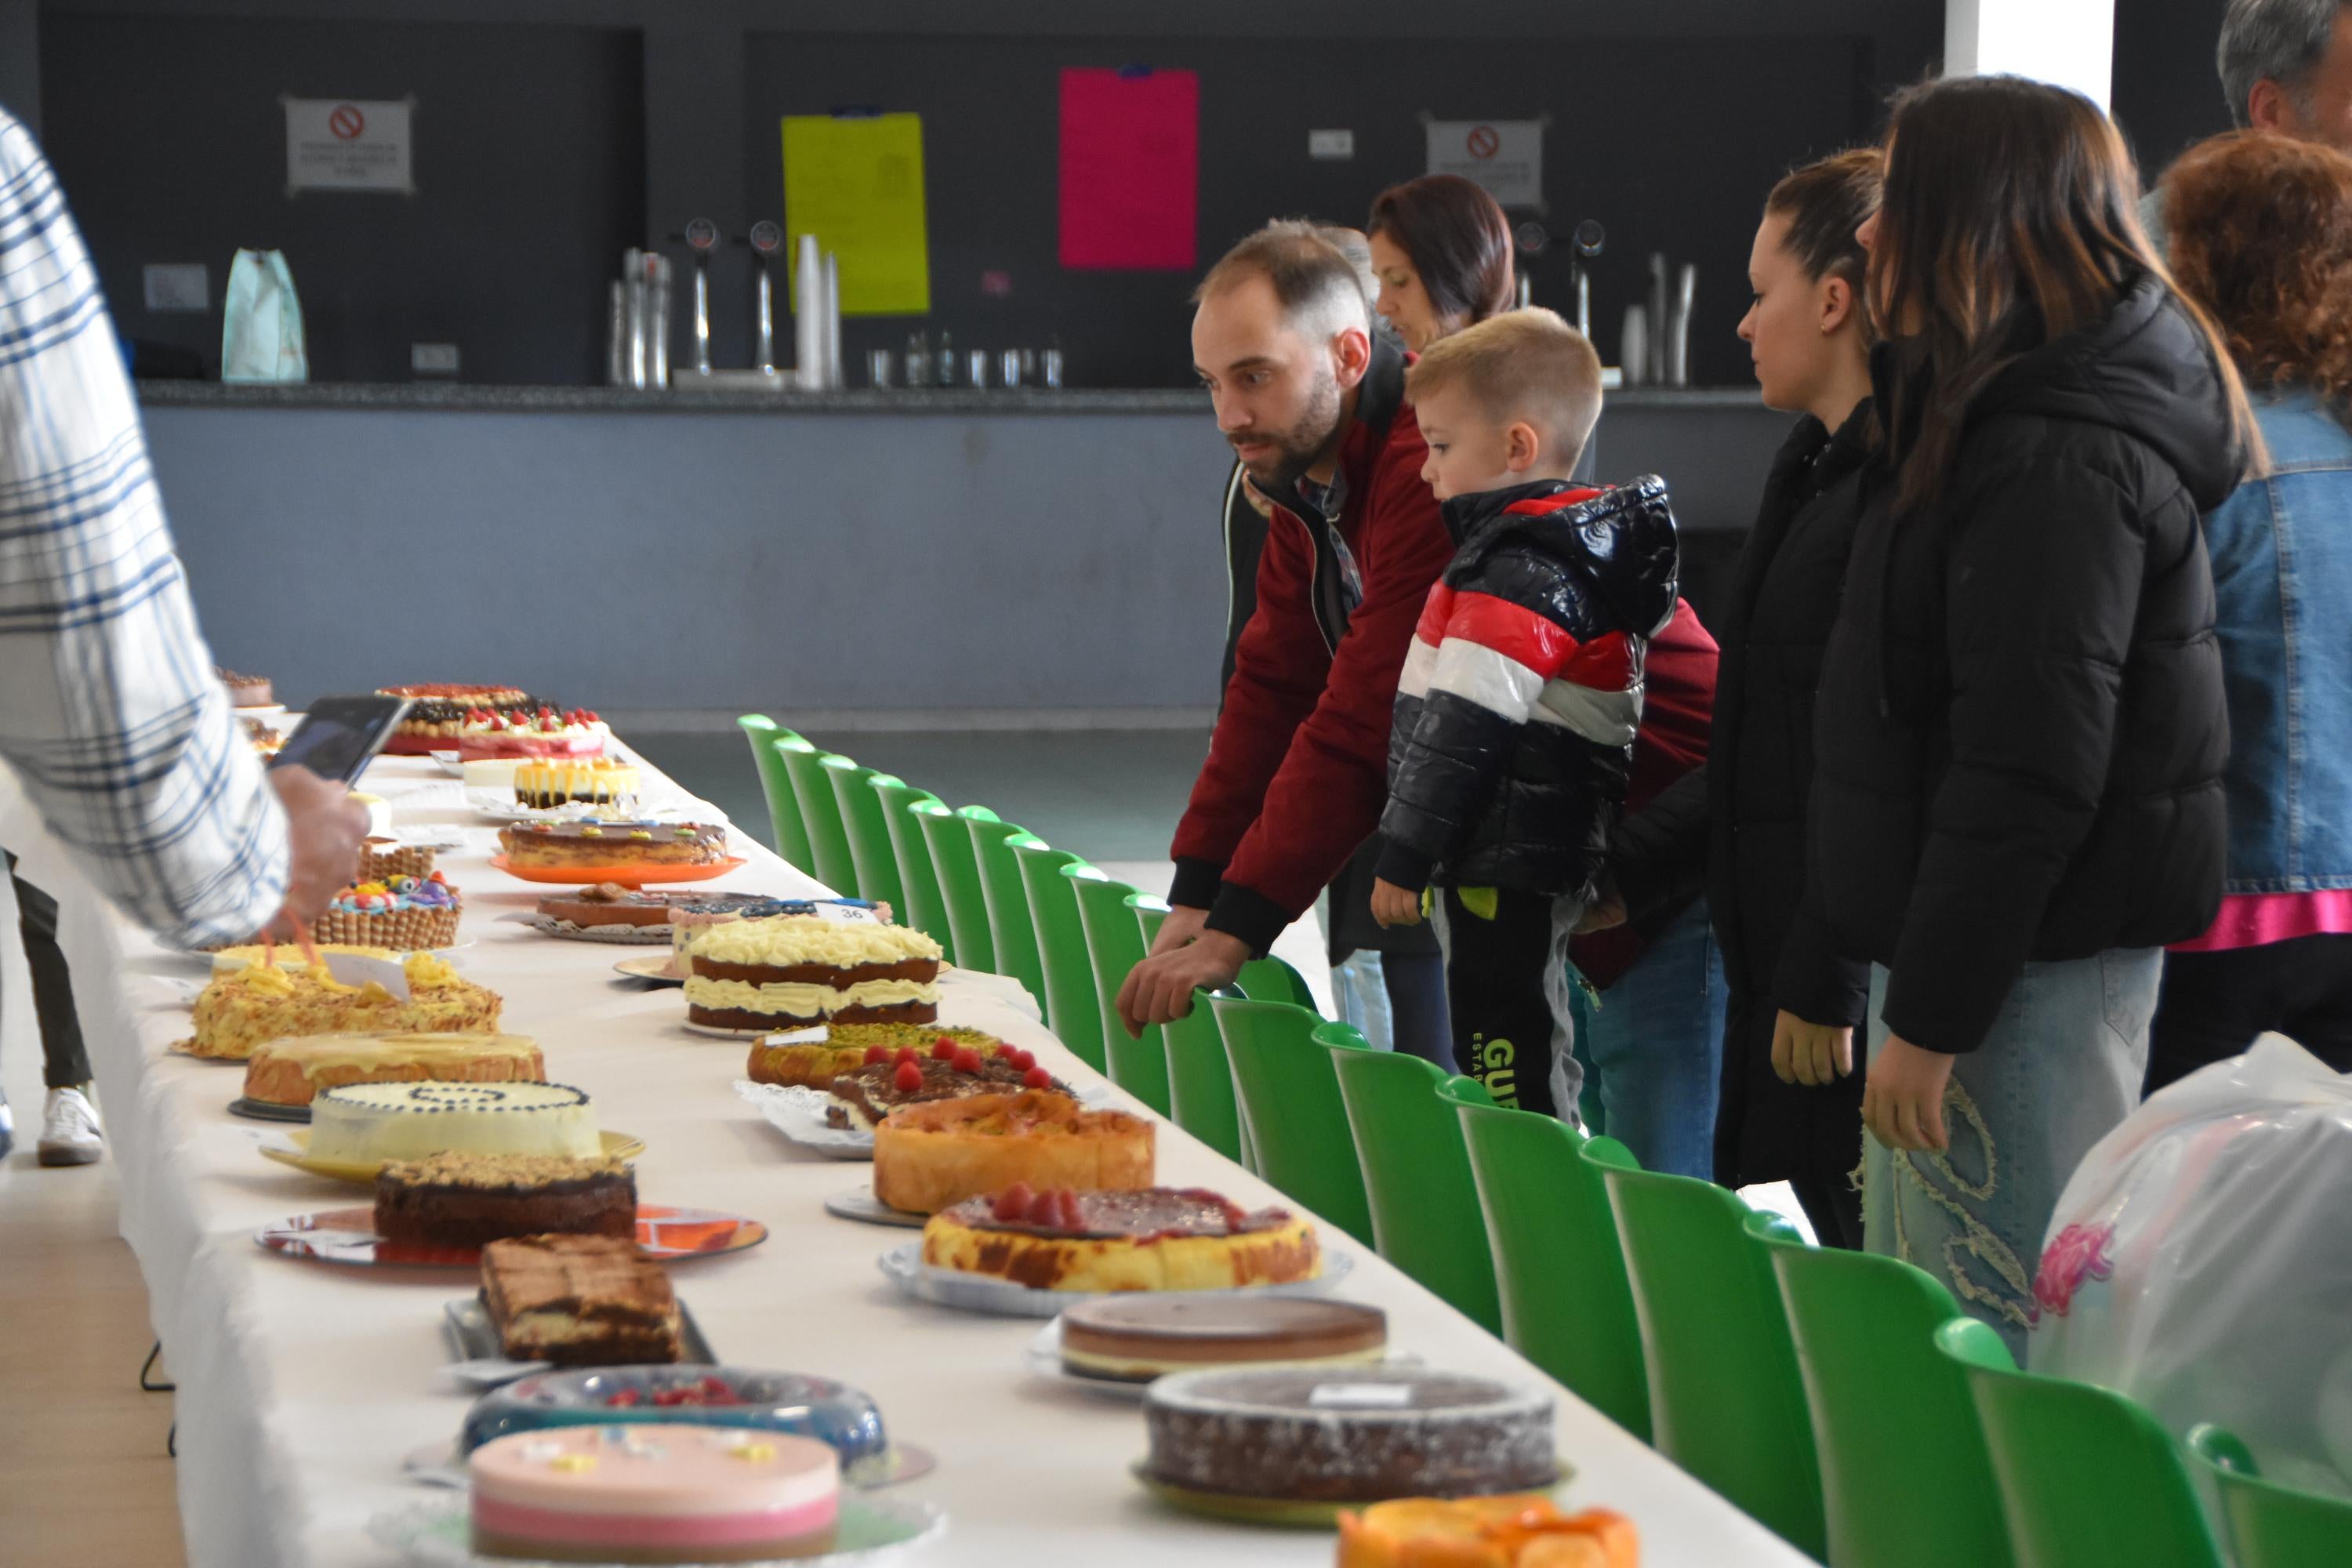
[1789,76,2251,1348]
[1607,148,1883,1246]
[1366,176,1726,1160]
[2150,130,2352,1084]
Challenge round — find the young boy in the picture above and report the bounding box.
[1370,307,1679,1118]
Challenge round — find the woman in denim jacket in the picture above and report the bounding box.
[2151,130,2352,1087]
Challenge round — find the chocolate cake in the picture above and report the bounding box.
[1142,1367,1555,1503]
[375,1152,636,1248]
[481,1234,681,1367]
[535,887,783,931]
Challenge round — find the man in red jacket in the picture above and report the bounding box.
[1118,223,1455,1033]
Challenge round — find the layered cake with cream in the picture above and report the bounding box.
[307,1080,601,1165]
[924,1184,1316,1292]
[1142,1367,1556,1504]
[241,1029,546,1108]
[481,1234,682,1368]
[745,1023,1006,1089]
[308,873,462,950]
[500,821,727,871]
[665,898,878,978]
[379,684,537,755]
[872,1089,1152,1215]
[1338,1498,1639,1568]
[1060,1297,1385,1383]
[375,1152,635,1248]
[183,953,501,1060]
[514,757,641,809]
[684,916,941,1031]
[459,706,606,761]
[467,1425,839,1563]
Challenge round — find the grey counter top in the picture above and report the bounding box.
[135,379,1764,415]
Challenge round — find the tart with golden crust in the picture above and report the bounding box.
[922,1184,1319,1293]
[745,1025,1006,1088]
[872,1090,1152,1215]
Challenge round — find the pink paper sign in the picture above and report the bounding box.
[1058,67,1200,270]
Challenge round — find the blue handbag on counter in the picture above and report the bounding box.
[220,249,308,382]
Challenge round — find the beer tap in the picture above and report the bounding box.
[671,218,720,376]
[739,221,784,375]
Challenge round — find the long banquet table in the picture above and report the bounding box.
[26,733,1814,1568]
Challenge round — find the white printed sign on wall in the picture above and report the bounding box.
[1423,118,1544,209]
[283,96,416,195]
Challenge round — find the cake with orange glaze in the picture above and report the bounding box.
[1337,1497,1638,1568]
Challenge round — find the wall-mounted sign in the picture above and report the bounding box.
[1423,117,1544,210]
[284,96,415,195]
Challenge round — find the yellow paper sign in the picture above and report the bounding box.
[781,113,931,316]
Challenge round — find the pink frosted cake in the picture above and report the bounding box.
[468,1424,840,1563]
[458,706,608,762]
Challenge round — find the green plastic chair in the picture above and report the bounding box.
[1133,896,1243,1157]
[1585,1137,1825,1557]
[2188,1423,2352,1568]
[735,715,815,871]
[870,779,952,961]
[1751,1212,2013,1568]
[821,757,907,913]
[1936,1318,2224,1568]
[1321,1023,1501,1334]
[1233,955,1314,1007]
[1441,1076,1650,1440]
[963,811,1048,1010]
[1215,996,1376,1247]
[1065,868,1171,1115]
[778,744,859,895]
[1012,840,1106,1073]
[914,801,994,975]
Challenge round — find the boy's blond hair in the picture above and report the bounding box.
[1406,307,1603,470]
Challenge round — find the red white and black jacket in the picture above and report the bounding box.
[1375,477,1681,898]
[1169,335,1457,954]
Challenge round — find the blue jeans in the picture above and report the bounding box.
[1563,900,1727,1178]
[1861,949,2159,1361]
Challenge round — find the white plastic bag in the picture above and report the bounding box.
[2027,1036,2352,1501]
[220,249,307,382]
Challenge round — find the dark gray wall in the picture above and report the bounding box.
[38,13,646,383]
[2112,0,2233,182]
[0,1,37,129]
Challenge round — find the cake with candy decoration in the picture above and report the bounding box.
[683,915,941,1031]
[459,706,607,761]
[308,872,462,950]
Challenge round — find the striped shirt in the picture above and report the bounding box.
[0,109,287,946]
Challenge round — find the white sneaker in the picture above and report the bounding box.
[37,1085,103,1167]
[0,1094,13,1160]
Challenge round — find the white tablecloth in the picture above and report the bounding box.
[34,741,1811,1568]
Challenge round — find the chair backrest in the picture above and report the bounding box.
[778,744,861,895]
[1233,955,1313,1007]
[820,756,908,913]
[1440,1076,1650,1440]
[1936,1318,2224,1568]
[1322,1025,1501,1334]
[914,801,994,974]
[735,715,815,872]
[1584,1137,1825,1558]
[1214,996,1375,1247]
[870,779,952,960]
[1067,869,1171,1115]
[1131,895,1250,1160]
[962,811,1048,1011]
[1751,1213,2013,1568]
[1012,840,1106,1073]
[2188,1423,2352,1568]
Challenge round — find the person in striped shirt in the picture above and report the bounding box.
[1369,309,1680,1119]
[0,108,367,1155]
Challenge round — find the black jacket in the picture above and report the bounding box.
[1377,477,1680,898]
[1800,274,2241,1054]
[1612,405,1874,1185]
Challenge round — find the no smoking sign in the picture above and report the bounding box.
[328,103,365,140]
[284,96,416,194]
[1425,117,1545,209]
[1465,125,1501,159]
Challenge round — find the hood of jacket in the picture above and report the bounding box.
[1442,474,1681,639]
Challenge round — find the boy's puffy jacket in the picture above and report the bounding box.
[1376,477,1681,898]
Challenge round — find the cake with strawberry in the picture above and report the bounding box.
[922,1184,1320,1292]
[309,872,462,950]
[744,1023,1006,1088]
[871,1088,1152,1215]
[459,706,607,761]
[823,1036,1062,1131]
[378,684,538,754]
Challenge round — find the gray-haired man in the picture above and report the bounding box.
[2147,0,2352,248]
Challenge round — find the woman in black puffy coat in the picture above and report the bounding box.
[1607,149,1883,1247]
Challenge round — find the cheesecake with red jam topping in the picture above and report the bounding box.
[823,1040,1062,1131]
[920,1182,1320,1293]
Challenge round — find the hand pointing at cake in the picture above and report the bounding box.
[267,764,372,937]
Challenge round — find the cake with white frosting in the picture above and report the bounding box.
[306,1080,601,1165]
[683,915,942,1030]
